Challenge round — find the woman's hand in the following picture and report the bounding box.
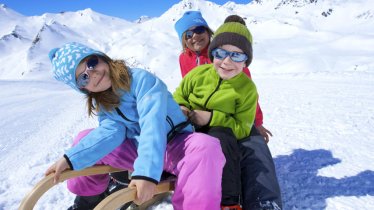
[188,110,211,126]
[45,157,70,184]
[128,179,157,205]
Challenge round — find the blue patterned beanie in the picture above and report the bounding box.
[48,42,105,92]
[174,11,209,42]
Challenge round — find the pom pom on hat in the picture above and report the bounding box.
[208,21,253,66]
[49,42,105,92]
[174,11,209,42]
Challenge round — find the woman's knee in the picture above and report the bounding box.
[72,128,95,146]
[187,133,225,158]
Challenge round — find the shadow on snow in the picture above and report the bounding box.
[274,149,374,209]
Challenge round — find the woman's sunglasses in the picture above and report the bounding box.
[76,56,99,89]
[185,26,207,39]
[211,48,248,63]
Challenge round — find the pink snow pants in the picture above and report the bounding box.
[67,129,225,210]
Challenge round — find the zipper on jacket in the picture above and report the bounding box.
[166,116,174,130]
[165,116,191,143]
[203,78,222,109]
[195,51,200,66]
[115,107,135,122]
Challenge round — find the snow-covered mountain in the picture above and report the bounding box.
[1,0,373,85]
[0,0,373,209]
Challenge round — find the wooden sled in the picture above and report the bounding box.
[19,166,175,210]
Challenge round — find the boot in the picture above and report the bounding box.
[221,204,242,210]
[250,200,282,210]
[67,191,107,210]
[108,171,130,194]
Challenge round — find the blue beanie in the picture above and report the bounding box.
[174,11,209,42]
[48,42,105,92]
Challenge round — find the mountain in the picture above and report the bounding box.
[0,0,372,84]
[0,7,134,80]
[0,3,23,22]
[0,1,373,209]
[135,15,152,23]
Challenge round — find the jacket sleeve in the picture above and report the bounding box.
[130,71,168,183]
[65,114,126,170]
[254,100,264,127]
[243,67,252,78]
[173,73,193,109]
[210,82,258,139]
[243,67,263,126]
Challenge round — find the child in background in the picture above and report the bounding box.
[45,42,225,210]
[174,11,213,77]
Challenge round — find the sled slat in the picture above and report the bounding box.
[19,166,123,210]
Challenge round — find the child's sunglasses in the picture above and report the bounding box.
[211,48,248,63]
[76,56,99,89]
[185,26,207,39]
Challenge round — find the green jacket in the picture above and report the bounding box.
[173,64,258,139]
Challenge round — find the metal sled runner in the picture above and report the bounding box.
[19,166,175,210]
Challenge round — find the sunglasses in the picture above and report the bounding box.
[76,56,99,89]
[211,48,248,63]
[185,26,207,39]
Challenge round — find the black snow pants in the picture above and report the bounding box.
[199,126,242,206]
[239,126,283,210]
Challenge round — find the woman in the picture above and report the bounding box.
[45,42,225,210]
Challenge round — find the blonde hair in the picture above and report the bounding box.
[85,55,131,116]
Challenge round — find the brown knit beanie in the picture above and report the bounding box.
[224,14,247,25]
[208,20,253,66]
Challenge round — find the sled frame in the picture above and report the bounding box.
[19,166,175,210]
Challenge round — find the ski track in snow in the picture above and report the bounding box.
[0,72,373,210]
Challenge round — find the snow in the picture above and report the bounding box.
[0,0,374,209]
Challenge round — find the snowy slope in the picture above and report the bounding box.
[0,0,374,209]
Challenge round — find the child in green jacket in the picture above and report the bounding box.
[174,17,283,210]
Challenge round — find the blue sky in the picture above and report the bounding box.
[1,0,251,21]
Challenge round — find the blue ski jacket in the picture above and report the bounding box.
[65,68,192,183]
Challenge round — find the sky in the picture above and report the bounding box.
[0,0,252,21]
